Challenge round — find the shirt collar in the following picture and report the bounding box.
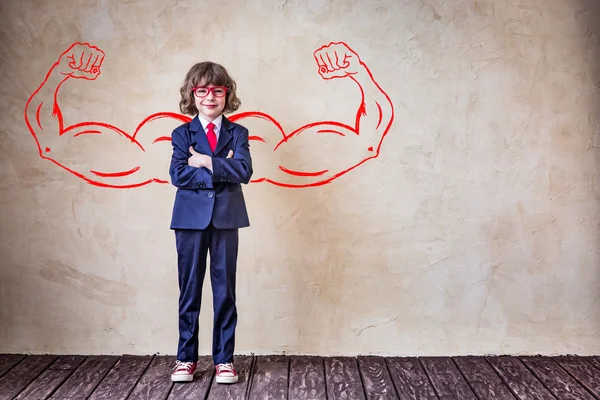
[197,114,223,131]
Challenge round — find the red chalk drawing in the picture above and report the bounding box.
[24,42,394,188]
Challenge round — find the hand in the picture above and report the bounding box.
[188,148,233,170]
[188,146,211,170]
[314,42,362,80]
[58,42,105,80]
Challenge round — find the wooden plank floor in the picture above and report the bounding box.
[0,354,599,399]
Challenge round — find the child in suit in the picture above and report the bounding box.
[168,61,252,384]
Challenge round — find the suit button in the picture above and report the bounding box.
[200,182,206,188]
[195,183,201,188]
[207,192,214,198]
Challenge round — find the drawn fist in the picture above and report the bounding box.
[58,42,105,80]
[314,42,362,80]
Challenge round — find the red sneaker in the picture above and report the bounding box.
[215,362,238,384]
[171,360,197,382]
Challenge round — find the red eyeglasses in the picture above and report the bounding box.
[191,86,228,98]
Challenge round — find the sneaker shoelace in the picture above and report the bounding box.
[217,363,235,374]
[175,360,194,372]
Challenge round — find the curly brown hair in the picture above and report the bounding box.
[179,62,241,115]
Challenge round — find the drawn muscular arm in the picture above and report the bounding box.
[243,42,394,188]
[23,43,173,188]
[313,42,394,147]
[25,42,393,189]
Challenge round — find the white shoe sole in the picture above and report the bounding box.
[171,374,194,382]
[216,375,239,384]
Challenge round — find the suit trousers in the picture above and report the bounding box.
[175,226,238,365]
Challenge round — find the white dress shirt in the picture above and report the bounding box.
[197,114,223,141]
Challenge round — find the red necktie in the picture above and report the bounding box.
[206,122,217,152]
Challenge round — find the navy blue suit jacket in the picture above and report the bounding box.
[169,115,252,230]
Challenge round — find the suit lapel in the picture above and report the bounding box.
[214,116,233,156]
[190,115,213,155]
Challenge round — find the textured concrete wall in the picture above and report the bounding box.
[1,0,599,356]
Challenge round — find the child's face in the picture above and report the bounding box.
[194,82,226,121]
